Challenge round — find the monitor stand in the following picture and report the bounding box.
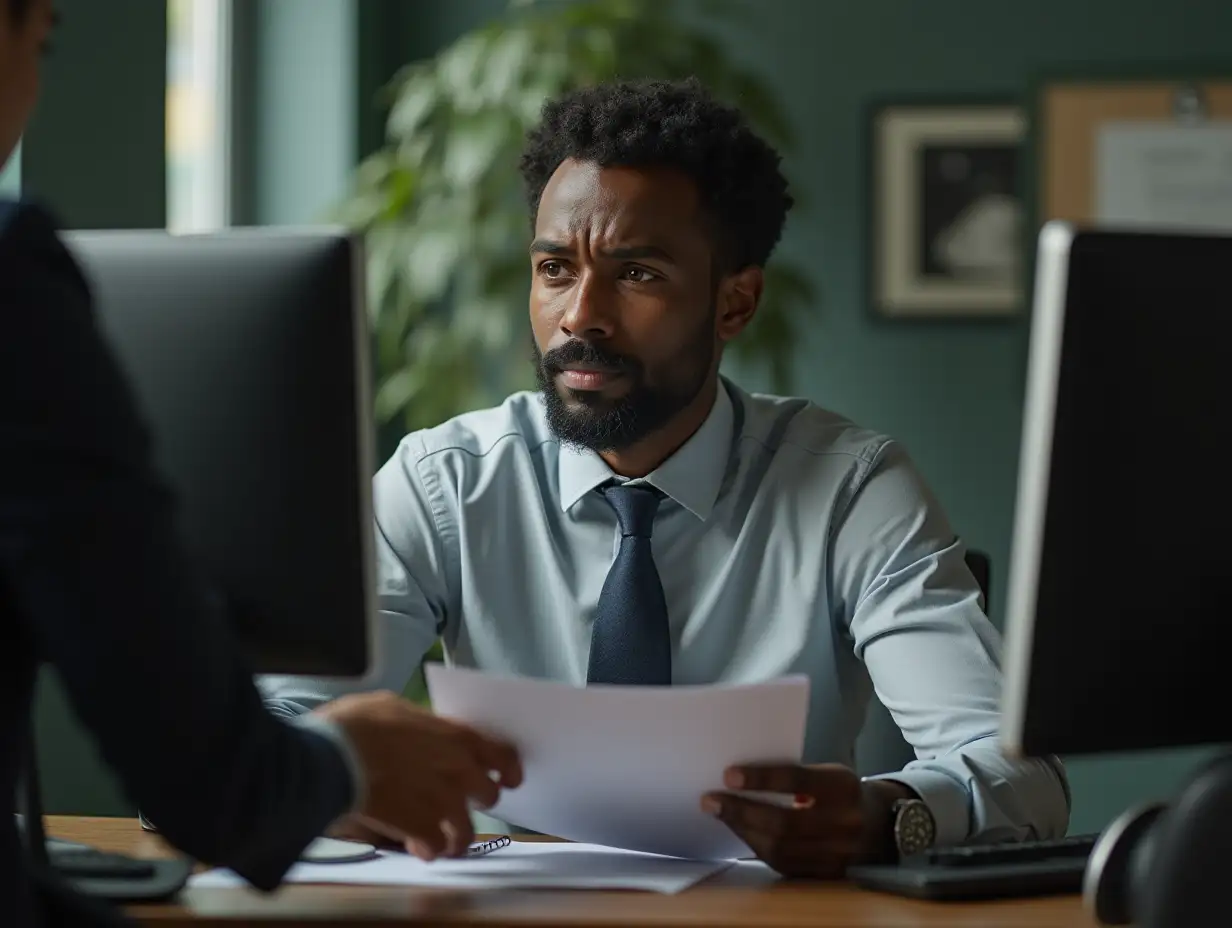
[1085,749,1232,927]
[18,730,193,904]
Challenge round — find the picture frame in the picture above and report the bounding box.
[870,101,1026,319]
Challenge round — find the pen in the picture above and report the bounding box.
[467,835,512,857]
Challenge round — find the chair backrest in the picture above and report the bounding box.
[964,548,991,610]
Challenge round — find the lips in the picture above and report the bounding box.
[558,368,622,391]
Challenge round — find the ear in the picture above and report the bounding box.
[715,266,763,343]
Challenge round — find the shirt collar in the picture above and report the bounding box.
[557,379,734,520]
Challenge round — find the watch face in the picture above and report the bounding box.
[895,800,936,855]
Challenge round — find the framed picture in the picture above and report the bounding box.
[870,101,1026,318]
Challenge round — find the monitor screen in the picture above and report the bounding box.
[1001,222,1231,758]
[65,228,376,679]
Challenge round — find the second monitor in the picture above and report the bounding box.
[64,227,377,680]
[1000,221,1231,760]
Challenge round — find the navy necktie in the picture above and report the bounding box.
[586,483,672,685]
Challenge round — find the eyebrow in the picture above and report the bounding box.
[528,240,676,263]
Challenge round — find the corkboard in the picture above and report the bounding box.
[1039,79,1232,223]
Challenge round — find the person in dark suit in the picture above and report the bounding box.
[1,2,522,925]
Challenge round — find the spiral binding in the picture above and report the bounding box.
[467,834,512,857]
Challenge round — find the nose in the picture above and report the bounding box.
[558,272,616,340]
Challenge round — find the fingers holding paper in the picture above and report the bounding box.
[702,763,868,878]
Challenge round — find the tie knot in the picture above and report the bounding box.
[601,483,663,538]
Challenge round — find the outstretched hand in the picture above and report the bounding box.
[314,691,522,862]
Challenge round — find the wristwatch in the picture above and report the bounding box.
[891,798,936,858]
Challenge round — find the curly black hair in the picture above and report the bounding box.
[519,77,793,272]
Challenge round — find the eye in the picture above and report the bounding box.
[621,267,658,283]
[538,260,566,279]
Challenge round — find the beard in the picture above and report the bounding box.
[533,323,715,453]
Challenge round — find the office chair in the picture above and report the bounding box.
[854,547,992,777]
[964,549,991,614]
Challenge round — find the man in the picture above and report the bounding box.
[262,78,1070,875]
[1,2,520,924]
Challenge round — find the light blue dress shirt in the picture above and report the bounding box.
[261,377,1069,847]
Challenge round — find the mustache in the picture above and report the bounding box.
[539,340,641,375]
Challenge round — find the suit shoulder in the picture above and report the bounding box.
[0,198,68,250]
[0,199,87,291]
[396,391,553,466]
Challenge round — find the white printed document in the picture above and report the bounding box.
[1096,122,1232,233]
[189,841,731,894]
[426,666,810,860]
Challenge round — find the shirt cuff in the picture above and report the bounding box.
[863,768,971,848]
[289,713,365,817]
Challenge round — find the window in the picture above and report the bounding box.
[0,142,19,196]
[166,0,231,233]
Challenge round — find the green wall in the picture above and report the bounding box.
[20,0,166,228]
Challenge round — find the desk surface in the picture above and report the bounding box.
[48,817,1097,928]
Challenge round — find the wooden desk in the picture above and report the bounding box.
[48,817,1097,928]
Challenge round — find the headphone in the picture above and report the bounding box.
[1085,752,1232,927]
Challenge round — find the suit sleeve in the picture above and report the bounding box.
[0,204,353,890]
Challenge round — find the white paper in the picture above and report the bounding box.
[189,841,732,894]
[425,666,810,860]
[1096,122,1232,232]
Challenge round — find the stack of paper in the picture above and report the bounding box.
[189,842,732,894]
[426,666,810,860]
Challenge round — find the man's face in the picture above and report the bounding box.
[0,0,54,170]
[529,159,723,452]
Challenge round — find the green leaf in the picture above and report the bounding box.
[386,73,439,140]
[480,27,535,104]
[398,224,465,304]
[441,112,509,189]
[437,32,493,112]
[375,365,426,423]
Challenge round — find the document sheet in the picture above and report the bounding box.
[426,666,810,860]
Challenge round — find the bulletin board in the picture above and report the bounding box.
[1037,76,1232,227]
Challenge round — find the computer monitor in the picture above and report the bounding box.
[1000,221,1231,759]
[62,228,377,680]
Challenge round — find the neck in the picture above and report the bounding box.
[599,377,719,478]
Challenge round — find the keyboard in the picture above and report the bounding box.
[847,833,1100,901]
[50,845,158,880]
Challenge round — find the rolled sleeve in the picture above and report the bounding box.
[834,439,1071,844]
[867,767,974,848]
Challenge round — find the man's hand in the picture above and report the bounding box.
[702,763,912,878]
[313,691,522,862]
